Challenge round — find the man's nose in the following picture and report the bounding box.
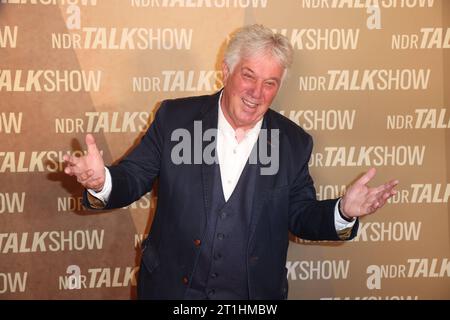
[249,81,263,99]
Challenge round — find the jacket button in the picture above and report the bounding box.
[193,239,201,247]
[182,276,189,285]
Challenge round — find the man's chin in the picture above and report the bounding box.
[236,117,258,129]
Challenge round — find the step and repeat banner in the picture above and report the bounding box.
[0,0,449,299]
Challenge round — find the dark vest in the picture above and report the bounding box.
[185,160,257,299]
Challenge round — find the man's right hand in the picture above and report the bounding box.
[63,134,106,192]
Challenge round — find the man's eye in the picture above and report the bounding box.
[243,73,254,79]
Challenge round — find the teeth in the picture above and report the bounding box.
[242,98,258,108]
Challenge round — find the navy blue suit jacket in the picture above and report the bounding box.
[83,90,358,299]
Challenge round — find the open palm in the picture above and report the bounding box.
[340,168,398,219]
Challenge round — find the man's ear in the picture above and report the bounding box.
[222,62,230,84]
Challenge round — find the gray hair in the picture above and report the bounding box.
[223,24,293,81]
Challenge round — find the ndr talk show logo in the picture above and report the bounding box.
[366,258,450,289]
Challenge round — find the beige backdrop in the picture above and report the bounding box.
[0,0,449,300]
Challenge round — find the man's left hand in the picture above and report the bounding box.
[340,168,399,220]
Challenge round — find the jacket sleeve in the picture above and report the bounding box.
[288,134,358,241]
[83,102,167,210]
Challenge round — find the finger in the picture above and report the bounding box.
[369,190,394,210]
[377,189,398,207]
[370,180,399,199]
[363,186,399,214]
[67,162,86,176]
[373,190,391,205]
[365,189,389,209]
[63,154,80,166]
[364,194,380,209]
[372,180,397,194]
[355,167,377,186]
[369,189,389,204]
[64,166,75,176]
[384,179,400,191]
[85,134,100,156]
[382,188,397,200]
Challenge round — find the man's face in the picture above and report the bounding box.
[221,52,284,131]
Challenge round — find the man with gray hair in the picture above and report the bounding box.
[64,24,398,299]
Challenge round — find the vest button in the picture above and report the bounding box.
[208,289,215,296]
[193,239,201,247]
[217,233,225,240]
[214,253,222,260]
[220,211,228,219]
[211,273,218,279]
[182,276,189,285]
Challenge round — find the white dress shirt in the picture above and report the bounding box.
[216,98,263,201]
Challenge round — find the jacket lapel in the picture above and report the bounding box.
[199,91,221,216]
[248,110,282,241]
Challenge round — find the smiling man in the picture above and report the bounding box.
[63,24,398,300]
